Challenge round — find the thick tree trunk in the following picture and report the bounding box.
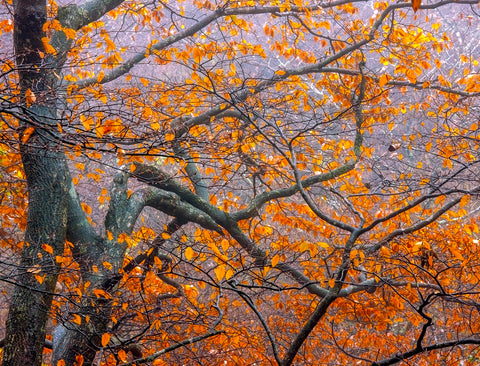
[3,0,70,364]
[3,107,69,366]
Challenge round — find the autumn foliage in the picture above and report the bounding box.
[1,0,480,365]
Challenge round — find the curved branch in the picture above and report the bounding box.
[371,338,480,366]
[228,282,282,365]
[231,162,356,221]
[364,194,464,254]
[118,330,224,366]
[131,163,332,297]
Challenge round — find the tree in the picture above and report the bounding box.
[1,0,480,365]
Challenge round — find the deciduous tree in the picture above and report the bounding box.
[1,0,480,365]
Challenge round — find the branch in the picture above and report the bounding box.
[172,142,210,201]
[0,338,53,350]
[228,282,282,365]
[281,294,337,366]
[231,162,356,221]
[364,194,464,254]
[75,8,227,88]
[57,0,126,31]
[131,163,332,297]
[73,0,368,88]
[371,338,480,366]
[118,330,224,366]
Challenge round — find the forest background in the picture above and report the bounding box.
[1,0,480,365]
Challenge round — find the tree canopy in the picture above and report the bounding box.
[1,0,480,365]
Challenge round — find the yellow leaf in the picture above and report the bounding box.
[101,333,111,347]
[328,278,335,288]
[165,133,175,142]
[41,37,56,54]
[63,28,76,40]
[57,360,66,366]
[459,195,470,207]
[130,164,137,173]
[140,77,149,87]
[107,231,113,240]
[271,254,280,268]
[42,243,53,254]
[161,232,171,240]
[380,246,390,257]
[317,242,329,249]
[102,261,112,270]
[240,144,250,153]
[225,268,234,280]
[299,241,309,252]
[185,246,194,260]
[193,47,202,63]
[214,265,226,281]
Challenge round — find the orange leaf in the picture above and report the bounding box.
[101,333,111,347]
[271,254,280,268]
[185,246,194,260]
[75,355,84,366]
[118,349,127,362]
[34,274,45,284]
[412,0,421,12]
[21,127,35,144]
[72,314,82,325]
[25,88,36,106]
[378,74,390,87]
[42,243,53,254]
[214,265,226,281]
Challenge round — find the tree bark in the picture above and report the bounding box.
[3,108,69,366]
[3,0,70,365]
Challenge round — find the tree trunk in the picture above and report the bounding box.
[3,107,69,366]
[3,0,70,364]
